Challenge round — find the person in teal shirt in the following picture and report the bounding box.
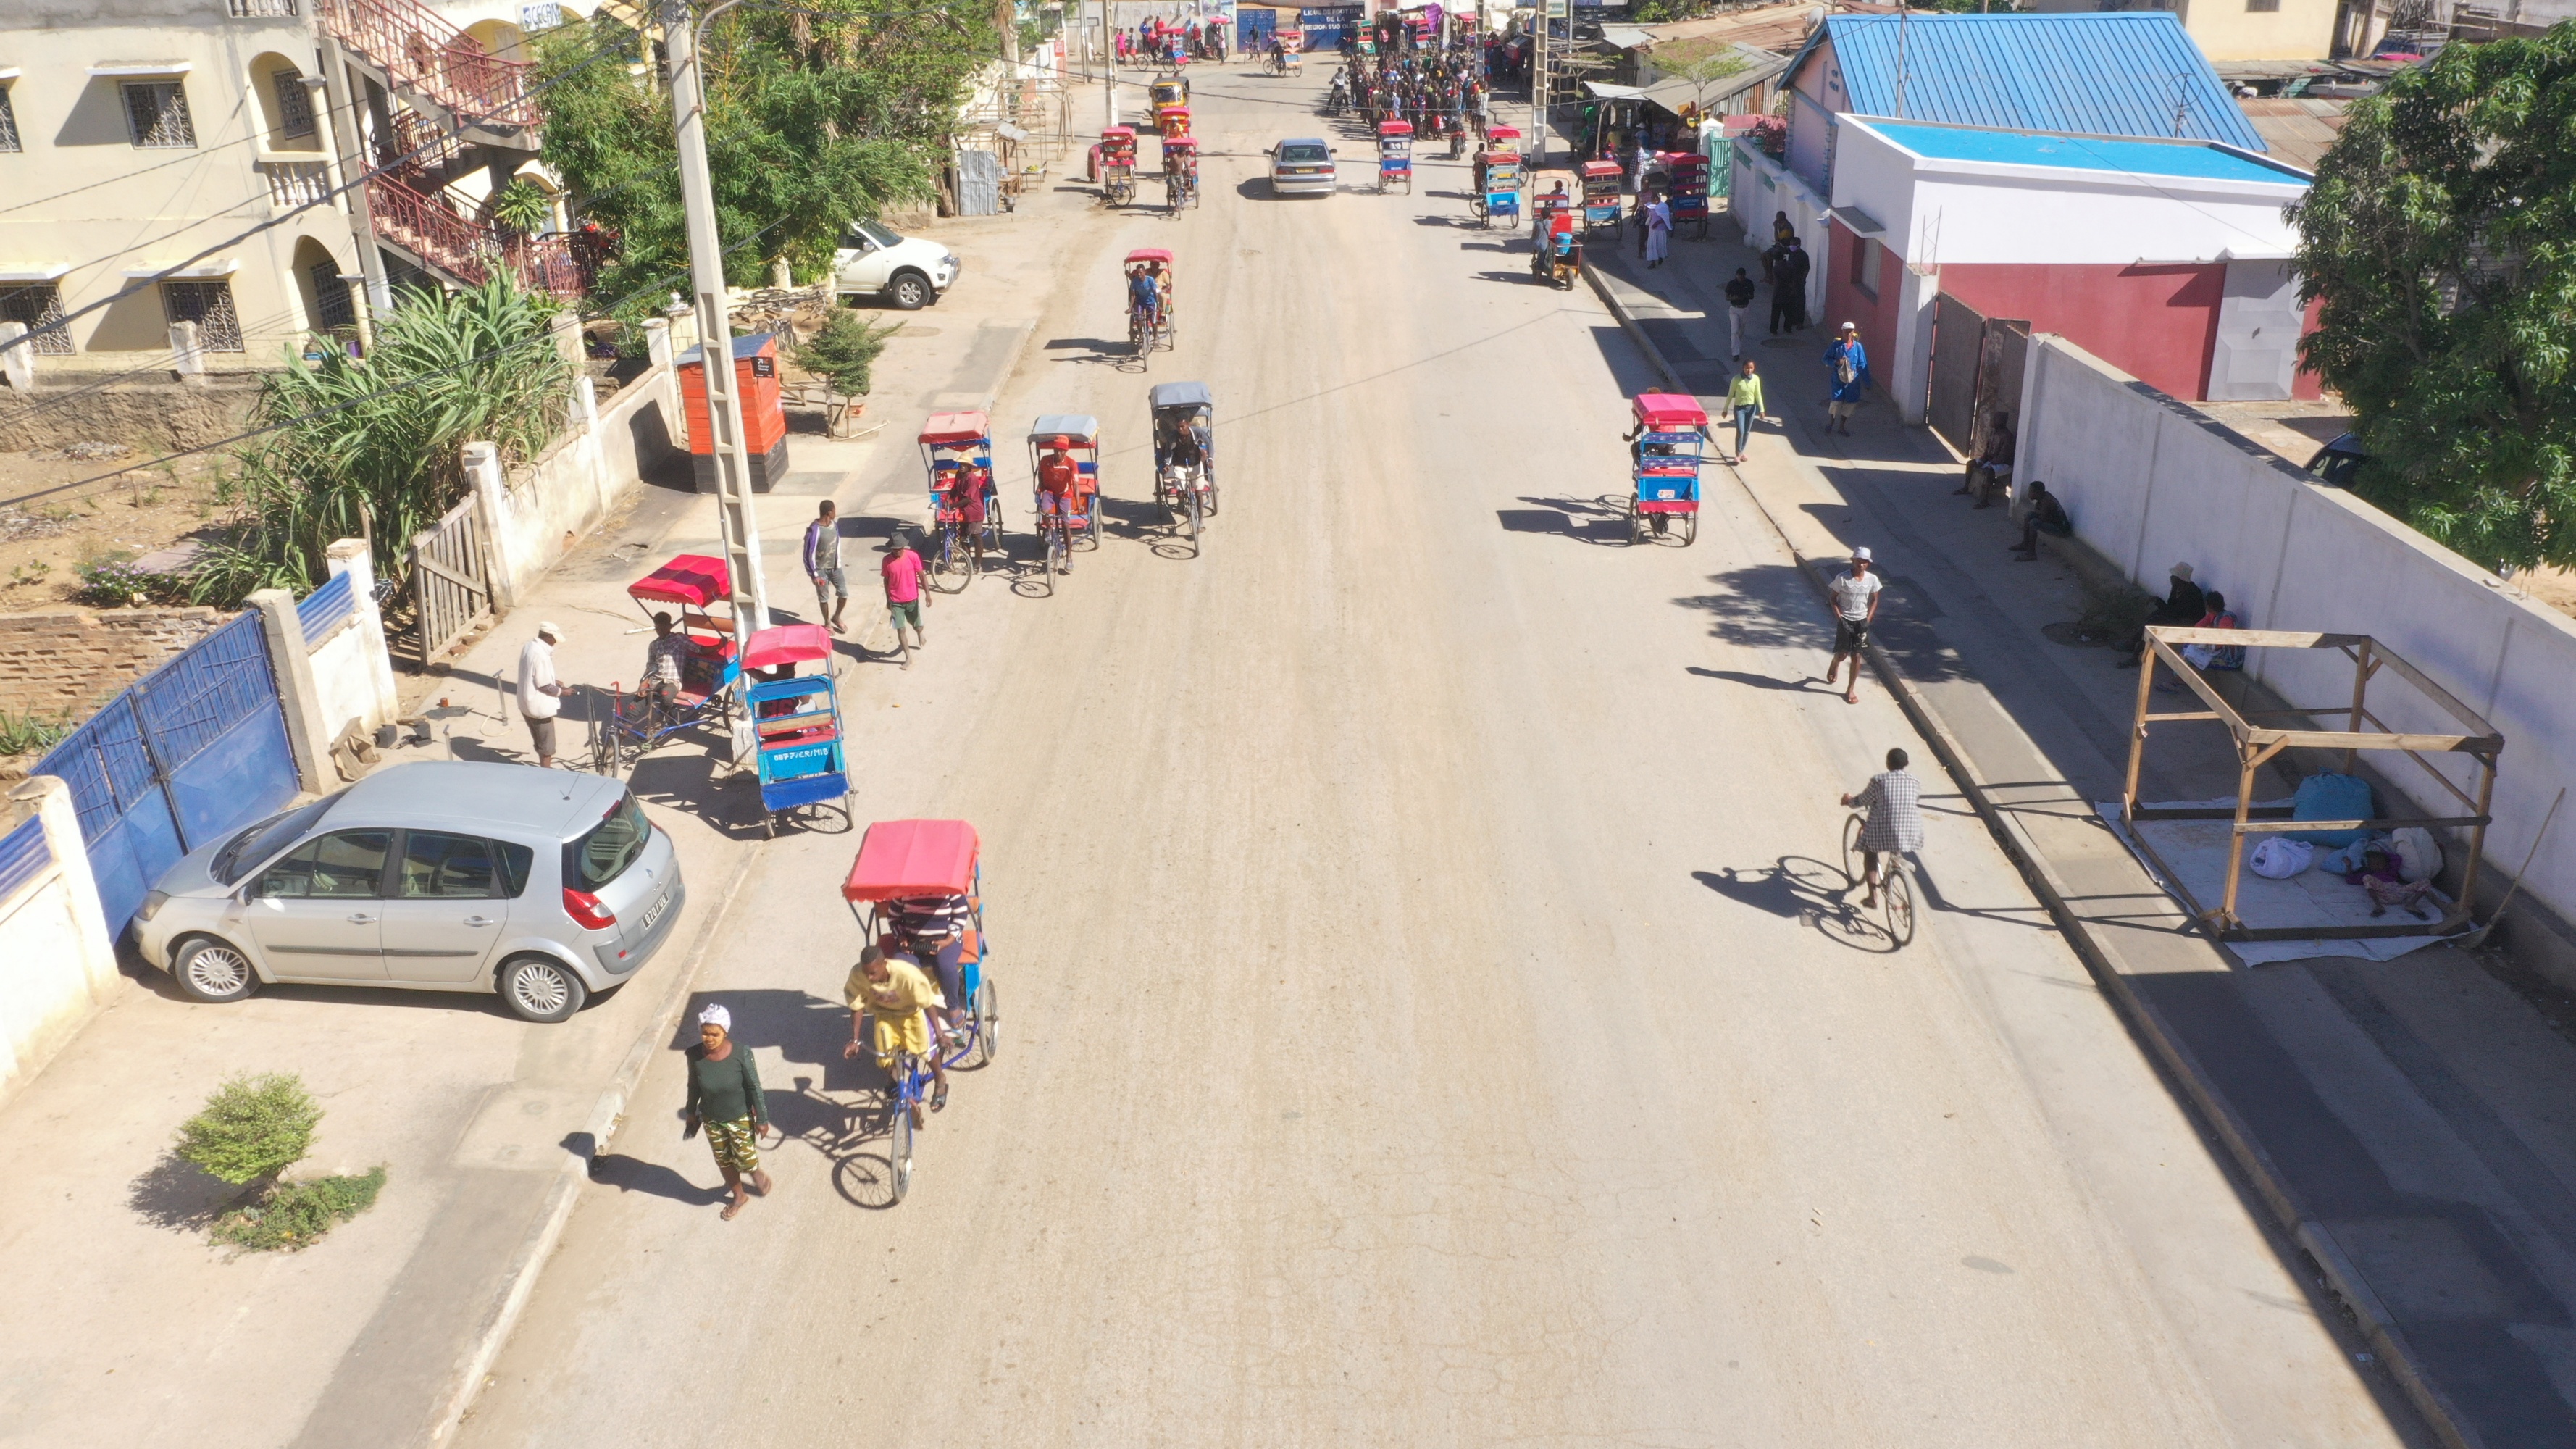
[1726,359,1773,464]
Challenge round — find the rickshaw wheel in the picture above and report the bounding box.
[760,808,775,840]
[1083,496,1104,549]
[1679,511,1699,546]
[887,1104,914,1203]
[1186,486,1203,543]
[966,977,1000,1067]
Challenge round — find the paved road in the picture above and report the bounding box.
[457,71,2425,1448]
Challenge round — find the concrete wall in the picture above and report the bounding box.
[0,775,120,1111]
[306,547,401,748]
[0,376,264,451]
[470,361,680,604]
[2015,332,2576,953]
[1728,139,1831,325]
[0,606,228,719]
[2022,0,2340,61]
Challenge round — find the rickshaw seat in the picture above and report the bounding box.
[759,722,838,748]
[757,709,836,738]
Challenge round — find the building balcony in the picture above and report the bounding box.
[315,0,538,130]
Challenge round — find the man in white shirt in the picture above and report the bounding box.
[517,621,570,767]
[1824,546,1883,706]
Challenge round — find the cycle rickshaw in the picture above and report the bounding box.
[1377,119,1413,193]
[1149,380,1217,546]
[589,553,739,776]
[1530,172,1579,288]
[1581,158,1623,235]
[1126,247,1175,363]
[1628,391,1707,546]
[1099,125,1139,206]
[918,411,1002,589]
[1471,147,1521,228]
[1161,135,1200,212]
[841,818,1000,1203]
[742,623,850,838]
[1028,413,1105,585]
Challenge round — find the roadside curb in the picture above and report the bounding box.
[425,834,767,1445]
[1588,268,2482,1449]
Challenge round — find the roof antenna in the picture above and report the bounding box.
[2173,75,2191,138]
[1894,7,1910,120]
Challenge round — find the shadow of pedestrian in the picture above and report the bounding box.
[588,1152,724,1206]
[1685,665,1824,693]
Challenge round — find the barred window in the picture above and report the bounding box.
[162,280,244,352]
[122,81,196,149]
[275,67,315,139]
[309,261,354,330]
[227,0,302,15]
[0,86,20,153]
[0,283,75,356]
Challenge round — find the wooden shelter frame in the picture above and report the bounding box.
[2122,627,2503,941]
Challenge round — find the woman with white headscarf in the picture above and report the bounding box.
[684,1002,771,1219]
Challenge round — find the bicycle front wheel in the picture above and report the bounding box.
[966,977,1000,1067]
[1884,862,1918,948]
[887,1084,916,1203]
[1187,486,1203,544]
[1841,813,1865,890]
[929,526,968,593]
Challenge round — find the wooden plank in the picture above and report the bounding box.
[2243,727,2496,753]
[2228,815,2491,833]
[2147,626,2369,649]
[2367,644,2504,738]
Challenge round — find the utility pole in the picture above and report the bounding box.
[664,0,771,635]
[1102,0,1117,128]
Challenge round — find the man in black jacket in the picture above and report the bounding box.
[1771,238,1810,335]
[1724,267,1756,359]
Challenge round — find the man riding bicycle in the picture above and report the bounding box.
[1127,263,1164,333]
[936,460,993,570]
[1037,443,1084,571]
[843,945,949,1119]
[1839,748,1926,910]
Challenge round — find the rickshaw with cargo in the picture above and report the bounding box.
[1529,171,1580,288]
[841,819,1000,1204]
[1125,247,1175,363]
[1377,119,1413,193]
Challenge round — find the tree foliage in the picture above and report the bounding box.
[2290,23,2576,569]
[532,2,998,314]
[193,275,573,604]
[175,1073,322,1186]
[795,312,902,396]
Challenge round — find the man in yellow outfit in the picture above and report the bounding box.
[842,945,949,1119]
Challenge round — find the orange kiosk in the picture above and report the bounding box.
[679,333,790,493]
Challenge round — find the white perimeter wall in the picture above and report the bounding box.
[1728,141,1831,322]
[2017,333,2576,935]
[474,362,682,602]
[1832,118,2306,269]
[0,777,119,1110]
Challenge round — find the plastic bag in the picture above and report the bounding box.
[2290,772,2377,846]
[2249,838,2317,879]
[2389,827,2443,885]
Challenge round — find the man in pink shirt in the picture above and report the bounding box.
[880,530,926,668]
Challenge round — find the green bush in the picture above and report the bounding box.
[212,1167,387,1253]
[173,1073,322,1185]
[795,312,901,398]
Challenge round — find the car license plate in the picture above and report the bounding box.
[640,888,671,932]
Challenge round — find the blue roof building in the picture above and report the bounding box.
[1777,12,2266,194]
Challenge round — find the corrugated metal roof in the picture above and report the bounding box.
[1798,13,2267,153]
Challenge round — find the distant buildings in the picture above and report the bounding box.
[2021,0,2341,64]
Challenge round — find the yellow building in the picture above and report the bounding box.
[2023,0,2341,63]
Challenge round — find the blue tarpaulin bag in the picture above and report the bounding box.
[2290,772,2376,846]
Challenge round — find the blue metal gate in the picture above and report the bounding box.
[35,611,299,935]
[1238,7,1275,49]
[1300,7,1360,51]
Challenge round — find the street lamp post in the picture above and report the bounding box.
[663,0,771,637]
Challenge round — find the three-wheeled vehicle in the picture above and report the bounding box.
[1125,247,1175,363]
[1099,125,1139,206]
[1530,172,1579,288]
[1377,119,1413,194]
[840,818,1000,1203]
[1149,380,1217,546]
[1028,413,1105,585]
[591,553,740,776]
[1667,149,1711,240]
[742,623,850,838]
[1472,148,1522,227]
[1628,391,1707,546]
[1150,74,1189,133]
[1581,158,1623,234]
[1161,135,1200,212]
[919,411,1001,590]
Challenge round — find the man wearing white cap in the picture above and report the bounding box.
[1825,546,1883,705]
[516,620,570,767]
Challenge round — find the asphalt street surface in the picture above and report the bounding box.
[457,68,2425,1448]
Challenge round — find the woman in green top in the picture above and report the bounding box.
[684,1003,771,1219]
[1725,359,1774,464]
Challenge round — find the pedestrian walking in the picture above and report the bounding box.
[1725,359,1773,464]
[684,1003,771,1221]
[1823,321,1870,435]
[804,499,848,634]
[514,620,569,768]
[1823,545,1883,706]
[1724,267,1755,358]
[1643,193,1672,268]
[880,530,927,667]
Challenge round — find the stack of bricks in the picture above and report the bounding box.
[0,609,227,720]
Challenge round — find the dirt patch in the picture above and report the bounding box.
[0,449,229,607]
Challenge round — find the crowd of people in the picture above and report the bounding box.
[1334,24,1492,138]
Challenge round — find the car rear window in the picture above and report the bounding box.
[1281,143,1329,163]
[564,790,651,893]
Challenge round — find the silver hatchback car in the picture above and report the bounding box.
[133,761,686,1023]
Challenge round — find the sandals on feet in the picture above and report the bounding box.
[931,1080,950,1114]
[721,1198,745,1220]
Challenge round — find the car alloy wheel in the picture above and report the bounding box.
[501,956,589,1024]
[173,937,259,1003]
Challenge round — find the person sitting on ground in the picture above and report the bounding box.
[2118,563,2206,667]
[640,611,690,711]
[2160,590,2244,691]
[2010,480,2071,561]
[1957,411,2015,508]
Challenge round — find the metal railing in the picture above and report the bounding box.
[258,156,335,208]
[366,172,590,299]
[314,0,536,128]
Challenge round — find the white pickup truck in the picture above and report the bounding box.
[831,220,960,311]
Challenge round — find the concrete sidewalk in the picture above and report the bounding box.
[1592,221,2576,1448]
[0,226,1042,1448]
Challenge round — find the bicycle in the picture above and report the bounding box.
[927,506,974,592]
[1841,810,1918,947]
[859,982,999,1205]
[1038,499,1072,587]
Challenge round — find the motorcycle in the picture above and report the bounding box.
[1326,72,1350,116]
